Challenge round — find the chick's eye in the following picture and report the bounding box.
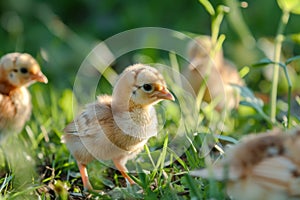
[20,67,28,74]
[142,84,154,93]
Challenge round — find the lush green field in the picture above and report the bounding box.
[1,0,300,199]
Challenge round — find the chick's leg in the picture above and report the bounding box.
[77,161,93,191]
[113,158,135,185]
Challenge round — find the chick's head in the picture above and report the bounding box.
[187,36,224,71]
[131,67,174,106]
[112,64,174,110]
[188,35,213,59]
[0,53,48,87]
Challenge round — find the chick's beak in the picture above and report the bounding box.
[31,72,48,83]
[155,87,175,101]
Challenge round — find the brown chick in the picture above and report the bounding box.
[0,52,48,138]
[62,64,174,191]
[191,128,300,200]
[183,36,244,111]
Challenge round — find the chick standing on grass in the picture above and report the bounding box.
[191,128,300,200]
[0,53,48,137]
[183,36,244,110]
[62,64,174,191]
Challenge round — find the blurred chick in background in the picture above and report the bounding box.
[183,36,244,111]
[0,53,48,138]
[62,64,174,191]
[191,128,300,200]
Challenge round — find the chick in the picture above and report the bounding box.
[191,128,300,200]
[62,64,174,191]
[183,36,244,111]
[0,52,48,138]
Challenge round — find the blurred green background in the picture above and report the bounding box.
[0,0,300,93]
[0,1,300,198]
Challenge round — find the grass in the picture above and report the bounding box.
[0,53,299,200]
[0,64,233,199]
[1,1,300,199]
[1,36,300,200]
[1,53,298,199]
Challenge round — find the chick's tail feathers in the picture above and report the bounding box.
[61,120,78,143]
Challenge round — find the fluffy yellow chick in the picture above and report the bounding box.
[0,52,48,137]
[183,36,244,110]
[191,128,300,200]
[62,64,174,191]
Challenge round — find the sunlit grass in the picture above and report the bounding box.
[1,46,299,199]
[1,0,300,199]
[0,64,231,199]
